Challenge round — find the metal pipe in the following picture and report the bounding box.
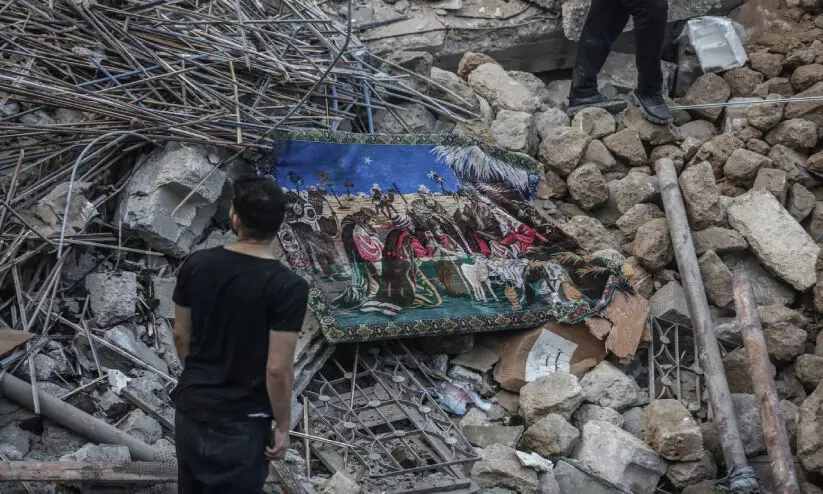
[0,373,163,461]
[733,273,801,494]
[655,158,757,492]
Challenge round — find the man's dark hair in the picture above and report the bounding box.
[231,175,287,240]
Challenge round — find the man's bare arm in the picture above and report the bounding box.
[266,330,298,433]
[173,304,192,364]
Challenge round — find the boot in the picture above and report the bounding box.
[629,90,673,125]
[567,91,627,117]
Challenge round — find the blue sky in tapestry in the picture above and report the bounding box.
[272,140,460,194]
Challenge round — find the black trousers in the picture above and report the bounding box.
[571,0,669,97]
[175,411,271,494]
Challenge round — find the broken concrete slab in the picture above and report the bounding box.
[698,251,735,308]
[102,326,170,376]
[798,380,823,475]
[572,403,623,429]
[649,281,691,325]
[59,443,131,462]
[693,227,748,256]
[468,63,540,113]
[575,420,666,494]
[85,272,138,327]
[722,253,796,306]
[118,409,163,445]
[727,188,820,291]
[633,218,674,271]
[151,276,176,319]
[118,143,226,257]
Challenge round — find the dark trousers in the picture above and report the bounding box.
[175,411,271,494]
[571,0,669,97]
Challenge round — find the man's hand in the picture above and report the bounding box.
[266,427,290,460]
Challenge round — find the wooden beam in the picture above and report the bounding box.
[0,461,176,484]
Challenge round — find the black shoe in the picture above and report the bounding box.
[567,92,627,117]
[629,90,673,125]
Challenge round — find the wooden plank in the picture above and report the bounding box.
[270,460,309,494]
[0,461,176,484]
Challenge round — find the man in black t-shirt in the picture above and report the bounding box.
[172,176,309,494]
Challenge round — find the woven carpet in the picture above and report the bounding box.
[260,131,634,343]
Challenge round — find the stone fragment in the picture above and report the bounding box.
[492,110,537,156]
[319,472,361,494]
[723,347,755,394]
[572,107,615,139]
[567,164,609,210]
[785,82,823,120]
[722,253,796,306]
[693,227,748,256]
[534,108,570,140]
[798,380,823,474]
[649,281,691,325]
[724,97,764,137]
[809,150,823,172]
[614,172,659,214]
[764,322,808,363]
[679,161,724,229]
[789,183,817,221]
[579,361,640,411]
[554,460,616,494]
[616,204,664,241]
[96,390,129,418]
[603,128,647,166]
[118,143,225,257]
[723,148,773,186]
[753,167,789,204]
[575,421,666,494]
[468,63,540,113]
[118,409,163,445]
[539,128,590,177]
[541,169,568,199]
[430,67,477,108]
[545,79,571,109]
[753,77,795,98]
[768,144,813,185]
[690,133,745,178]
[519,373,584,424]
[698,251,734,307]
[678,120,718,145]
[750,52,785,78]
[59,443,131,462]
[621,407,643,437]
[766,118,819,150]
[471,443,539,494]
[792,64,823,92]
[462,422,524,449]
[85,272,138,327]
[582,139,616,171]
[458,52,497,80]
[625,257,655,299]
[727,188,820,291]
[702,394,767,457]
[102,326,170,375]
[649,145,685,173]
[374,102,435,133]
[681,137,702,162]
[633,218,673,271]
[572,404,623,429]
[641,399,704,461]
[747,93,785,131]
[193,230,237,251]
[684,73,732,121]
[666,452,717,489]
[151,276,175,319]
[508,71,551,105]
[521,414,580,457]
[796,354,823,390]
[724,67,765,97]
[747,138,772,155]
[623,107,677,145]
[759,304,808,328]
[561,216,618,252]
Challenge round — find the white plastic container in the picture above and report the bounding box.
[683,16,748,73]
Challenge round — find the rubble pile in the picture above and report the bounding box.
[2,0,823,493]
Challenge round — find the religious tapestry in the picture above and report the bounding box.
[260,131,634,343]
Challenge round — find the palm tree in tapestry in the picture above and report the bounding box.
[286,171,303,193]
[430,145,532,196]
[344,179,354,200]
[315,171,347,209]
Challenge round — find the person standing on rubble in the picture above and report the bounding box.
[566,0,674,125]
[171,175,309,494]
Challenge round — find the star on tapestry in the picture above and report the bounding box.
[363,156,373,165]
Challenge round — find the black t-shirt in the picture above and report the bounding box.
[171,247,309,421]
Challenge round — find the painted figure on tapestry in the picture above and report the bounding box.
[263,135,633,342]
